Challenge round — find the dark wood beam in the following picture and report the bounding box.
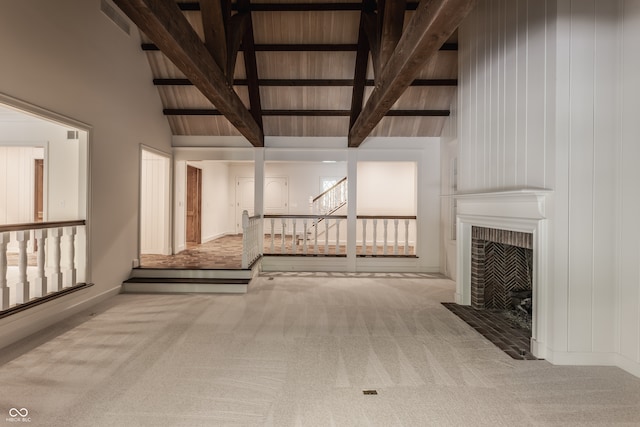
[349,0,476,147]
[378,0,406,70]
[350,0,373,129]
[237,0,263,129]
[163,109,450,117]
[141,42,458,52]
[226,12,249,80]
[199,0,230,73]
[153,78,458,86]
[177,2,420,12]
[114,0,263,146]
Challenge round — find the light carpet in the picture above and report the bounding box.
[1,274,639,426]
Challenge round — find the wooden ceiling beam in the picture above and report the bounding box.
[349,0,476,147]
[177,2,420,12]
[142,42,458,52]
[199,0,230,74]
[378,0,406,73]
[114,0,263,146]
[153,78,458,86]
[237,0,263,130]
[350,0,374,129]
[163,109,450,117]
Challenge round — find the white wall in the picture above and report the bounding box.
[201,162,231,242]
[0,0,172,348]
[458,0,640,376]
[264,162,347,214]
[356,162,415,215]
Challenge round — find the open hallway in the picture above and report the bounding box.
[2,275,640,426]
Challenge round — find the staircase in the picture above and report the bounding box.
[122,265,257,294]
[303,177,347,240]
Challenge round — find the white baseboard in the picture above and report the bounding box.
[0,285,121,352]
[544,349,640,378]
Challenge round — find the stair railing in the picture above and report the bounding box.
[313,177,347,215]
[0,220,86,312]
[264,214,347,256]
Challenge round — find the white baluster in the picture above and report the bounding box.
[33,229,48,298]
[50,227,63,291]
[335,219,340,255]
[242,210,249,268]
[324,219,329,255]
[292,219,297,254]
[15,230,30,304]
[361,219,367,255]
[372,219,378,256]
[314,219,319,255]
[281,219,286,253]
[270,218,275,253]
[303,219,308,255]
[64,226,77,287]
[0,232,9,310]
[383,219,388,255]
[404,219,410,255]
[393,219,399,255]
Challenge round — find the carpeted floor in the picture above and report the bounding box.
[1,274,640,426]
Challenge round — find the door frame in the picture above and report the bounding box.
[186,164,202,244]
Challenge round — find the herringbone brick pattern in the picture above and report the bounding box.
[484,242,532,309]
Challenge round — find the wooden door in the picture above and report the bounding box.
[34,159,44,222]
[186,165,202,244]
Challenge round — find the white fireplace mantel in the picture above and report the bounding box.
[455,189,552,220]
[455,188,552,359]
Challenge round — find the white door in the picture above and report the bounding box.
[140,148,171,254]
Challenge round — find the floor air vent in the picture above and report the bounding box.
[362,390,378,395]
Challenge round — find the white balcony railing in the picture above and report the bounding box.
[356,216,417,256]
[241,211,262,268]
[0,220,88,314]
[261,214,417,257]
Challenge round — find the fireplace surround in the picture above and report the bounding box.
[455,190,550,359]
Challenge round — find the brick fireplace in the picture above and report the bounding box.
[455,190,550,359]
[470,227,533,311]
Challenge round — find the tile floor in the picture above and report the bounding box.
[442,302,536,360]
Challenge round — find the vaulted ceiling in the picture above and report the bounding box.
[113,0,476,147]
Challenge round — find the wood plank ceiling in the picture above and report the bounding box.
[114,0,476,146]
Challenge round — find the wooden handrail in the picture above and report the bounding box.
[357,215,417,220]
[264,214,348,219]
[312,177,347,203]
[0,220,86,233]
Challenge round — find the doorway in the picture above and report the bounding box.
[186,165,202,244]
[34,159,44,223]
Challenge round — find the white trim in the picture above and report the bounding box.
[455,189,551,359]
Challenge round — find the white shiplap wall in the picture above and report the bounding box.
[458,0,627,366]
[459,0,554,193]
[619,0,640,373]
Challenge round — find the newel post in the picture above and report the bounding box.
[0,232,10,310]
